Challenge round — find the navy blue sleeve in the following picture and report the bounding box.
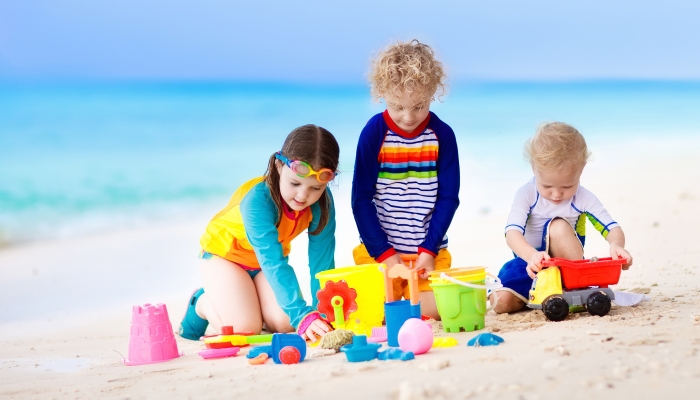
[418,113,460,255]
[351,114,394,259]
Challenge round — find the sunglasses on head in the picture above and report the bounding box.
[275,152,336,183]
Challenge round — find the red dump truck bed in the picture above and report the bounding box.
[541,257,626,290]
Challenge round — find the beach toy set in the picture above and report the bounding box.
[126,257,634,367]
[322,255,437,363]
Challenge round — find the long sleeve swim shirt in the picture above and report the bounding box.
[504,177,619,249]
[200,177,336,328]
[351,110,460,262]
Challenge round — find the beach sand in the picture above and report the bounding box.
[1,146,700,399]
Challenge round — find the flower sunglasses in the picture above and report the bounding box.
[275,152,337,183]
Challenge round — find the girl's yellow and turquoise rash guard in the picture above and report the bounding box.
[200,176,335,328]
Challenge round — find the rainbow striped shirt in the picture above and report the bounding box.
[352,111,460,262]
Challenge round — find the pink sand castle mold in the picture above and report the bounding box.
[124,303,183,366]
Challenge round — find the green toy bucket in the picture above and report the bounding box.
[429,267,498,333]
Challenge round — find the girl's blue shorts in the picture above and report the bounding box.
[199,250,261,279]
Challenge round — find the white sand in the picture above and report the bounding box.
[2,141,700,399]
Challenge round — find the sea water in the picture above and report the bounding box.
[1,80,699,246]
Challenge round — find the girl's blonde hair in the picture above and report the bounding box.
[369,39,447,102]
[264,125,339,235]
[525,122,591,172]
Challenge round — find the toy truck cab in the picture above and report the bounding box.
[528,257,626,321]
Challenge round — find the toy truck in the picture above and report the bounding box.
[528,257,627,321]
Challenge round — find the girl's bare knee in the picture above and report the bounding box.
[236,321,264,335]
[264,316,293,334]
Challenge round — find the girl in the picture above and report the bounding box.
[179,125,338,342]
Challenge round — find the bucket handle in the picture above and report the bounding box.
[438,272,503,313]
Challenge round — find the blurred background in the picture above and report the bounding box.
[1,1,700,324]
[2,0,699,246]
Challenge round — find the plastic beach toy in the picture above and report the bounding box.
[246,345,272,359]
[270,334,307,364]
[429,267,503,333]
[124,303,182,366]
[248,353,269,365]
[198,347,240,359]
[397,318,433,355]
[316,265,386,335]
[340,335,381,362]
[203,326,255,349]
[467,332,504,347]
[203,328,272,348]
[316,280,358,330]
[528,257,627,321]
[279,346,302,364]
[432,337,458,348]
[383,255,422,347]
[385,300,420,347]
[368,326,387,343]
[378,348,414,361]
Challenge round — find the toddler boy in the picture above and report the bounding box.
[493,122,633,313]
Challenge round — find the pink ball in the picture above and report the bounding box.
[397,318,433,355]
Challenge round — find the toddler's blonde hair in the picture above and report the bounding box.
[525,122,591,172]
[369,39,447,102]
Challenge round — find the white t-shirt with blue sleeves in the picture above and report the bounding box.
[505,177,619,250]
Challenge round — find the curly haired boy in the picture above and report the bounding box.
[351,40,460,318]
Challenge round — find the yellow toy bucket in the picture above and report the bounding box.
[316,264,385,335]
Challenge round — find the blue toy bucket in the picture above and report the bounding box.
[384,300,420,347]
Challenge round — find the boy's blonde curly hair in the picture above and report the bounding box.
[369,39,447,102]
[525,122,591,172]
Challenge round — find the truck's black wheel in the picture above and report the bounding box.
[586,291,612,316]
[542,296,569,321]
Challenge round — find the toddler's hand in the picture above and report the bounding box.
[301,319,331,343]
[415,252,436,279]
[610,244,633,270]
[526,251,550,279]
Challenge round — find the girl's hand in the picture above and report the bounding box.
[301,319,331,343]
[526,251,550,279]
[415,252,436,279]
[610,244,633,270]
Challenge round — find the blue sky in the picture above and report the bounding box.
[1,0,699,83]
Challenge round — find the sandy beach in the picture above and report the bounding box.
[2,141,700,399]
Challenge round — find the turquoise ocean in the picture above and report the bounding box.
[1,81,699,246]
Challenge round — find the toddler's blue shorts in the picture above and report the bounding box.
[496,217,583,302]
